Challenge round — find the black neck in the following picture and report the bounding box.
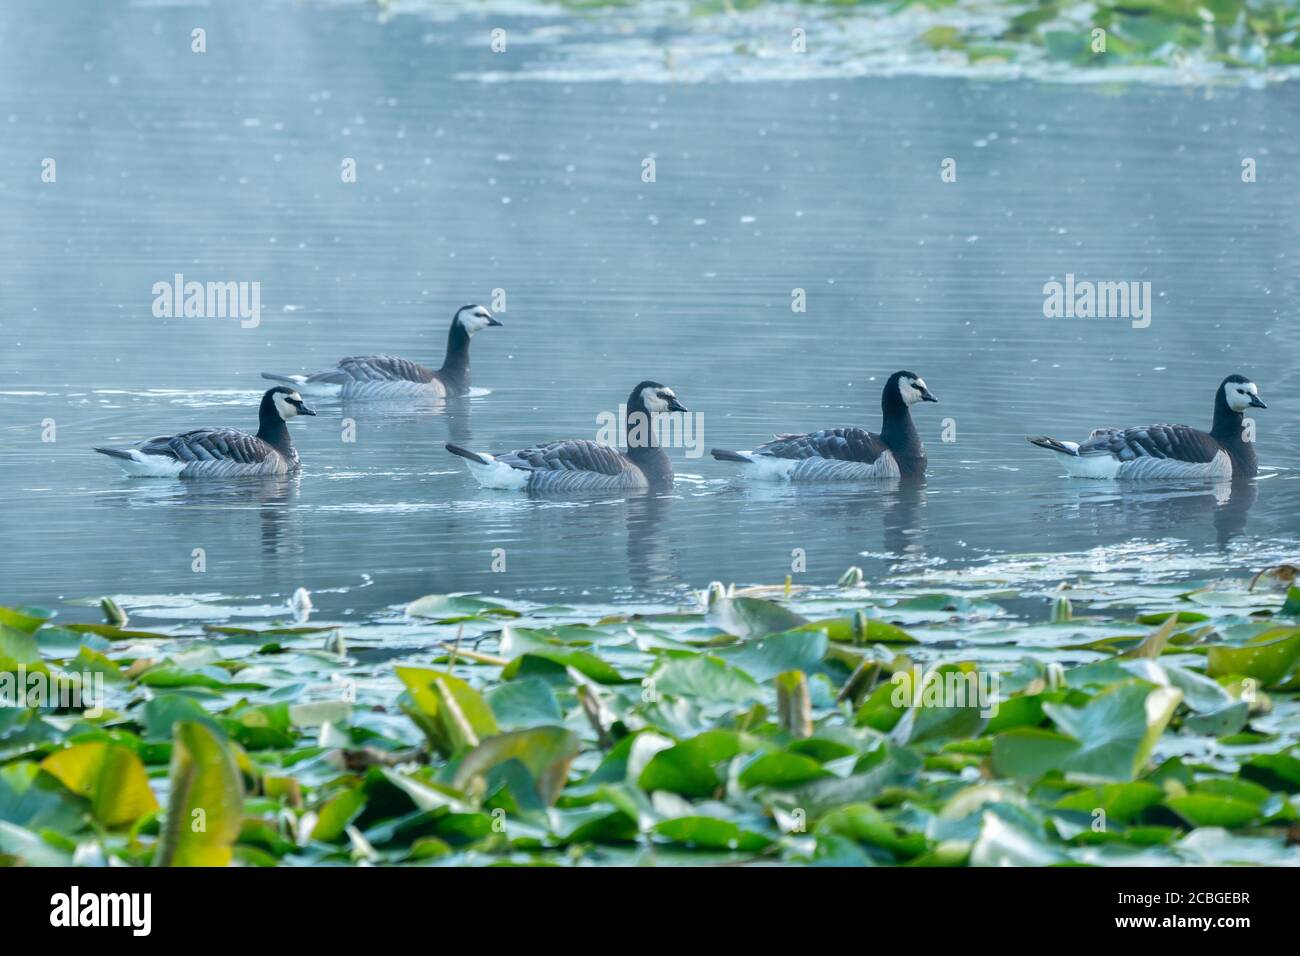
[1211,392,1258,476]
[627,444,673,483]
[438,320,471,392]
[625,393,673,483]
[256,398,293,453]
[880,389,922,457]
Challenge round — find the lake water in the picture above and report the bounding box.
[2,0,1298,625]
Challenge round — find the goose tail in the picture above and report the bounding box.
[1027,435,1080,457]
[711,448,753,464]
[445,443,491,466]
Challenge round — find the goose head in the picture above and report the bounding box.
[454,304,503,336]
[629,381,688,415]
[1222,375,1266,413]
[266,386,316,420]
[888,370,938,406]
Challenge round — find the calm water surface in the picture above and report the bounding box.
[2,0,1298,623]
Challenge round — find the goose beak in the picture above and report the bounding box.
[298,402,317,417]
[667,396,688,413]
[920,386,938,403]
[487,315,503,327]
[1249,393,1267,409]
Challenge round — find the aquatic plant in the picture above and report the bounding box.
[411,0,1300,80]
[1,569,1298,866]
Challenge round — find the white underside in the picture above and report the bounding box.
[733,450,900,481]
[461,453,531,490]
[109,450,187,478]
[1061,449,1233,480]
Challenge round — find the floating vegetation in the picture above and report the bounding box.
[2,567,1299,866]
[384,0,1300,84]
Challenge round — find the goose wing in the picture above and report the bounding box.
[1077,424,1220,463]
[308,355,436,385]
[137,428,276,464]
[498,439,631,475]
[754,427,889,464]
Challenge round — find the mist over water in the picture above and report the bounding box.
[2,0,1298,623]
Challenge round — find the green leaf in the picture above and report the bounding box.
[0,606,49,636]
[802,616,917,645]
[891,664,993,744]
[154,721,244,867]
[710,596,808,638]
[396,666,499,756]
[60,623,172,641]
[1136,611,1210,625]
[0,761,87,831]
[649,656,762,705]
[451,727,581,807]
[737,751,831,789]
[1166,794,1259,828]
[817,803,927,860]
[716,630,827,682]
[992,727,1082,781]
[1206,628,1300,688]
[1043,30,1089,62]
[653,815,771,852]
[1240,752,1300,793]
[485,678,563,728]
[1041,681,1182,781]
[143,694,223,741]
[311,787,367,843]
[638,730,752,797]
[498,627,625,684]
[0,605,45,669]
[1053,782,1163,823]
[919,25,962,50]
[39,742,158,827]
[407,594,520,621]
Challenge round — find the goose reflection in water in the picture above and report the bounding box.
[340,392,477,447]
[1037,478,1259,548]
[506,489,686,595]
[624,491,678,592]
[735,475,931,568]
[115,474,303,559]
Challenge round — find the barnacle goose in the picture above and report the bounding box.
[1027,374,1267,479]
[93,387,316,478]
[710,370,937,480]
[446,381,688,492]
[261,304,501,400]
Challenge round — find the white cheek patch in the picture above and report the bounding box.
[900,379,922,405]
[460,310,493,335]
[1225,383,1255,412]
[641,387,668,413]
[274,393,301,418]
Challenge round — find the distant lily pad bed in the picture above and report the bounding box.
[3,568,1300,867]
[383,0,1300,86]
